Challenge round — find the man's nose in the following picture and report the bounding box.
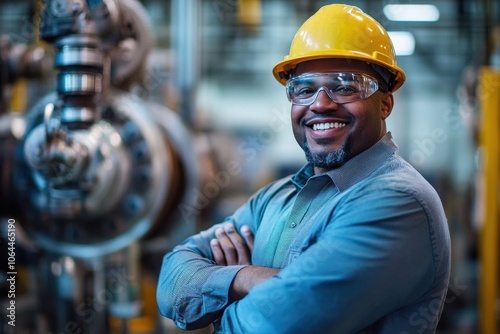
[310,89,339,112]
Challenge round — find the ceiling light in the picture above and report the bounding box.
[383,4,440,22]
[388,31,416,56]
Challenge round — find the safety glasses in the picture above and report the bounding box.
[285,72,380,105]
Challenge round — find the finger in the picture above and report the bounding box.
[224,223,251,265]
[240,225,254,252]
[215,227,238,265]
[210,238,226,265]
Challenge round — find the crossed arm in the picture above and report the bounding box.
[157,189,437,333]
[209,223,280,301]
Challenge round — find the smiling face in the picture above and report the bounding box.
[290,59,394,174]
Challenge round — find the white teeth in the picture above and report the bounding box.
[312,122,346,131]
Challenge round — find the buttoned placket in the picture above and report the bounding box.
[272,174,334,267]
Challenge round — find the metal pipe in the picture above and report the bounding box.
[171,0,200,125]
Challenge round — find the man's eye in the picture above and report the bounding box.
[333,84,358,95]
[296,87,315,97]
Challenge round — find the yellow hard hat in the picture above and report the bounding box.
[273,4,406,92]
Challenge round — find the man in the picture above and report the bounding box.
[157,4,451,333]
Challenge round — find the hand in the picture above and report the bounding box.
[210,223,254,266]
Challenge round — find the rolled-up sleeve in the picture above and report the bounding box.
[216,188,438,333]
[156,223,248,329]
[156,181,273,330]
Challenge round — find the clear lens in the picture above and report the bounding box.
[286,72,379,105]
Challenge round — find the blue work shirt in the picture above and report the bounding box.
[157,132,451,333]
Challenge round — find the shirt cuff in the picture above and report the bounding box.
[201,265,248,312]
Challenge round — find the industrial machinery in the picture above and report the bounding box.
[0,0,199,332]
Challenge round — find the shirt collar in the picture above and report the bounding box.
[291,163,314,189]
[291,132,398,191]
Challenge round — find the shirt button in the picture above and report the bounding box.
[290,222,297,228]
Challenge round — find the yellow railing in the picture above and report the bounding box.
[478,66,500,334]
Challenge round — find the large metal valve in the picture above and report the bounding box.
[16,92,197,257]
[0,0,200,332]
[11,0,199,257]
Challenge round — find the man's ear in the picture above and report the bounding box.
[380,92,394,120]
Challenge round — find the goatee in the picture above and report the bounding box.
[303,135,352,169]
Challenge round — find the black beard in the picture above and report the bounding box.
[303,134,352,169]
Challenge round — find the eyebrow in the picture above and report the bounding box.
[294,78,315,86]
[294,75,350,86]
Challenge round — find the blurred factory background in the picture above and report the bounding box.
[0,0,498,333]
